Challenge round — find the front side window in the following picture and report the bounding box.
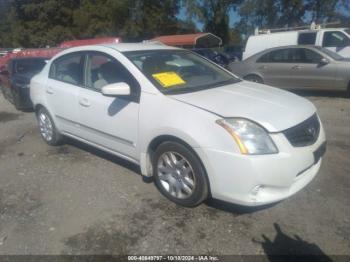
[314,46,344,60]
[85,52,139,93]
[124,50,240,94]
[298,32,317,45]
[323,31,349,47]
[49,53,84,86]
[289,48,323,63]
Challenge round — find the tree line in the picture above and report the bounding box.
[0,0,349,48]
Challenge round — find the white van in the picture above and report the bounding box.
[243,27,350,60]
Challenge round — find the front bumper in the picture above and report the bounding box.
[196,123,326,206]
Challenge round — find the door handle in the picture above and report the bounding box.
[46,86,54,94]
[258,65,267,69]
[79,98,91,107]
[292,65,302,70]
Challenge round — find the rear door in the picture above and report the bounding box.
[45,52,85,134]
[255,48,294,88]
[287,48,337,89]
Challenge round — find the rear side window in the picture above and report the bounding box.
[323,31,349,47]
[298,32,317,45]
[257,49,290,63]
[49,53,85,86]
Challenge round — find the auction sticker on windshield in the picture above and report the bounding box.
[152,72,186,88]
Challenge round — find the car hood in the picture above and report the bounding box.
[169,81,316,132]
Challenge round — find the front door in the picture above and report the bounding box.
[77,51,140,160]
[287,48,338,89]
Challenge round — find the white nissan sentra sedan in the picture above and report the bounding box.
[30,44,326,207]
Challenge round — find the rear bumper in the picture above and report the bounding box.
[196,124,326,206]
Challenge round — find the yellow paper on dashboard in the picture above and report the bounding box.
[152,72,186,88]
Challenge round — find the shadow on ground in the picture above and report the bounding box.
[253,223,332,262]
[205,198,278,215]
[64,138,142,175]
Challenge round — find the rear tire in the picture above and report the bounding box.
[244,74,263,84]
[152,141,209,207]
[36,107,63,146]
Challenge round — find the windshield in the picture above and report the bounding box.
[15,58,47,75]
[124,50,240,94]
[315,46,344,60]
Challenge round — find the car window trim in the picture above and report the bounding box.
[257,49,291,63]
[49,51,86,87]
[257,48,324,64]
[82,50,141,103]
[290,48,323,64]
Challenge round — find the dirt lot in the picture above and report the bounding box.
[0,91,349,256]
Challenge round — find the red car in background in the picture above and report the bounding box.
[0,37,122,110]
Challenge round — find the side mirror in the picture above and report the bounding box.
[319,58,329,65]
[101,82,130,96]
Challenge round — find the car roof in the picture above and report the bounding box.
[11,57,49,61]
[101,43,180,52]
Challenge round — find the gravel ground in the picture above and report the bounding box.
[0,91,349,256]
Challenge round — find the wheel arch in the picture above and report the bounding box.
[34,103,45,114]
[141,135,211,197]
[243,73,264,83]
[141,134,212,197]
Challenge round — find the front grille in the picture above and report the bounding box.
[283,114,320,147]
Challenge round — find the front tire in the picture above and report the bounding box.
[152,141,209,207]
[36,107,63,146]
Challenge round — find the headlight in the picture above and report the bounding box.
[216,118,278,155]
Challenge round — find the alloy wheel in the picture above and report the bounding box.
[157,151,196,199]
[38,111,53,142]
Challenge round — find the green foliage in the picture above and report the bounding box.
[183,0,242,44]
[0,0,183,47]
[0,0,349,47]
